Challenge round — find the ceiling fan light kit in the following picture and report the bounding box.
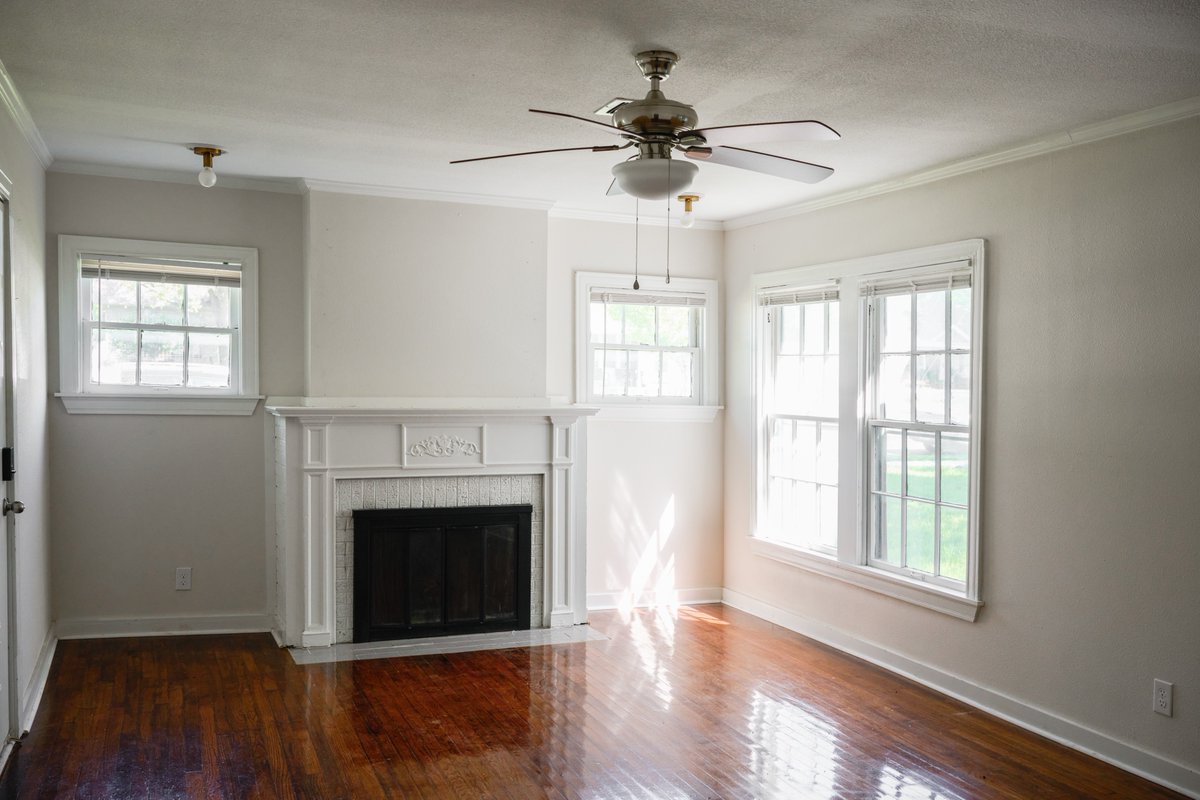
[612,155,698,200]
[450,48,840,206]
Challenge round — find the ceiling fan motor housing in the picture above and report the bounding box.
[613,50,700,139]
[612,93,699,138]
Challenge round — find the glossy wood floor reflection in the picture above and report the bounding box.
[0,606,1184,799]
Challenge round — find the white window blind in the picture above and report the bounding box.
[590,289,706,307]
[81,255,242,288]
[758,284,840,306]
[861,262,971,296]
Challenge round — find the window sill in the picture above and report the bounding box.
[592,404,723,423]
[57,393,264,416]
[749,537,982,621]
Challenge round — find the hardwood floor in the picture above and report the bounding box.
[0,604,1185,799]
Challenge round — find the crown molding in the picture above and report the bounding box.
[48,161,303,194]
[300,178,555,210]
[39,93,1199,225]
[0,58,52,168]
[725,94,1200,231]
[548,205,724,230]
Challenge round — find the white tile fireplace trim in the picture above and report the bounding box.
[267,399,598,648]
[333,475,545,643]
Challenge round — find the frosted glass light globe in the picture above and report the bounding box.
[611,158,697,200]
[198,166,217,188]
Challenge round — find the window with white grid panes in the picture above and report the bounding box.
[868,274,972,587]
[58,236,260,415]
[761,289,839,553]
[81,257,243,391]
[588,292,704,402]
[751,241,983,616]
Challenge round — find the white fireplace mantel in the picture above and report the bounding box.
[267,397,598,648]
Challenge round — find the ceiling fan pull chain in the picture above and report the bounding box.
[633,198,640,291]
[665,161,672,284]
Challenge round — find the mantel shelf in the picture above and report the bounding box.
[265,396,599,420]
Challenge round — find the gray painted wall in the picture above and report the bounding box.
[303,192,548,398]
[46,173,304,626]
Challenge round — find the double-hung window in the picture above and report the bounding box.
[58,235,260,415]
[865,271,973,587]
[760,286,840,554]
[576,272,719,415]
[753,240,984,619]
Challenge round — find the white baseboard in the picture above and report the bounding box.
[0,740,13,782]
[587,586,724,611]
[721,588,1199,799]
[56,613,273,640]
[19,624,57,733]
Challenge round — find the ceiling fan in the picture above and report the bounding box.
[451,49,840,200]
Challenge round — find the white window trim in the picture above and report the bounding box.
[575,271,721,421]
[751,239,985,620]
[57,235,262,415]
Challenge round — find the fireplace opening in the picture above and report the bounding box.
[352,505,532,642]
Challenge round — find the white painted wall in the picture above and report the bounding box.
[0,96,52,727]
[723,118,1200,776]
[304,192,548,398]
[547,218,725,607]
[45,172,304,629]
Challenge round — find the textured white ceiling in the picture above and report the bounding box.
[2,0,1199,220]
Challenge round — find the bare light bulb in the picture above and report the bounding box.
[677,194,700,228]
[191,146,225,188]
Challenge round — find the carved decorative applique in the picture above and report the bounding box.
[407,435,481,458]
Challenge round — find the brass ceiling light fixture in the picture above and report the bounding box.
[190,145,225,187]
[677,193,700,228]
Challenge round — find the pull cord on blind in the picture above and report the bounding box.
[81,254,242,288]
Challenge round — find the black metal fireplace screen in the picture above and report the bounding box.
[352,505,532,643]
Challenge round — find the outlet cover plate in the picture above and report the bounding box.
[1153,679,1173,717]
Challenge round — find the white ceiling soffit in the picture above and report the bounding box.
[2,0,1199,222]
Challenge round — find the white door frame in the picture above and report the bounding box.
[0,168,20,744]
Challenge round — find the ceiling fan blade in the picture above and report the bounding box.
[686,145,834,184]
[450,144,621,164]
[529,109,644,140]
[606,177,624,196]
[691,120,840,147]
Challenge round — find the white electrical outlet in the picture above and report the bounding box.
[175,567,192,591]
[1153,679,1173,717]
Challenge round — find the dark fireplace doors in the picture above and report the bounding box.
[352,505,532,642]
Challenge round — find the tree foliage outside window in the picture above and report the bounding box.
[84,268,239,390]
